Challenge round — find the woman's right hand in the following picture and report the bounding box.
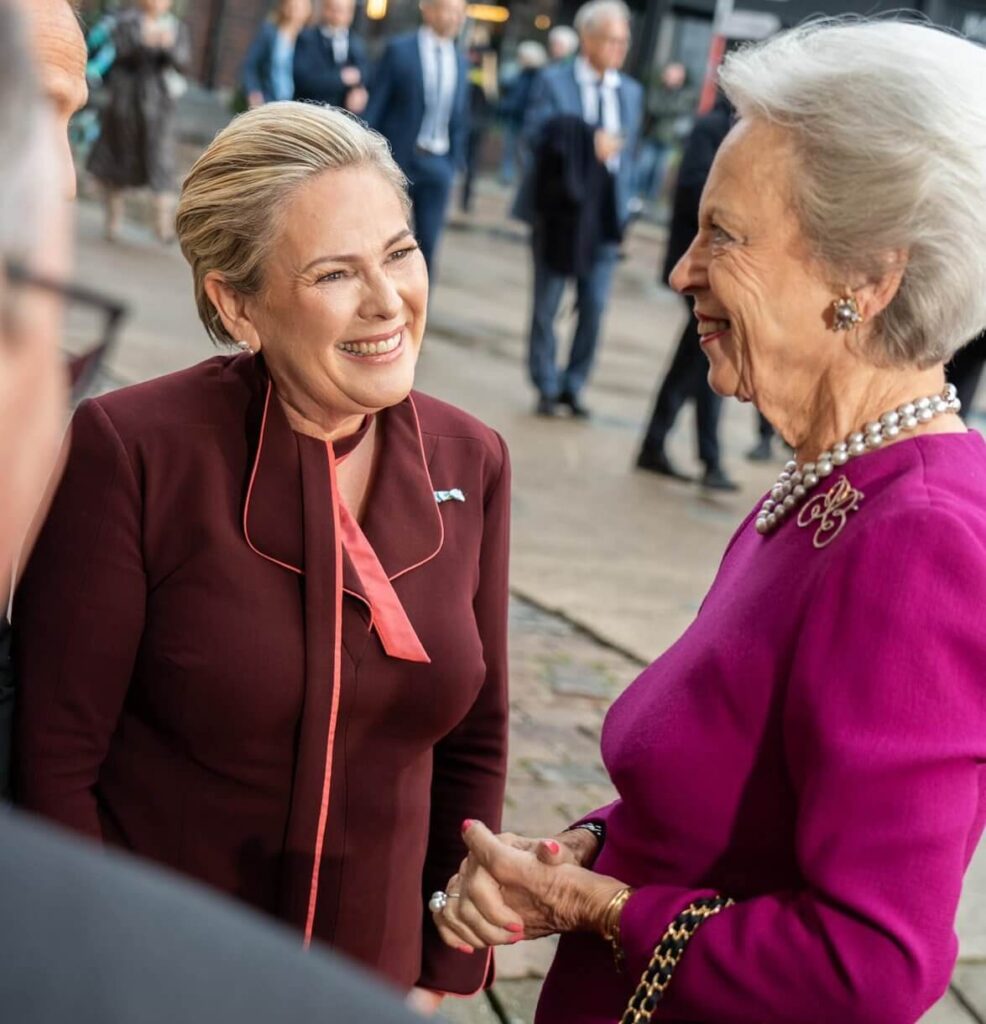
[431,827,600,952]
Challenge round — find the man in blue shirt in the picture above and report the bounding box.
[365,0,469,277]
[513,1,643,419]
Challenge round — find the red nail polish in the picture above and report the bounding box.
[544,840,560,855]
[457,945,473,955]
[461,819,474,832]
[506,922,523,934]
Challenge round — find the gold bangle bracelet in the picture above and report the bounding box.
[601,886,634,970]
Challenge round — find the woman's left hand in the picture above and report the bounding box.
[435,820,627,950]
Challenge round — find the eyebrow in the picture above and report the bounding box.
[301,229,414,273]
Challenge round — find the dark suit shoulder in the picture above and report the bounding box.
[91,355,252,442]
[384,32,417,57]
[621,75,644,102]
[295,25,321,47]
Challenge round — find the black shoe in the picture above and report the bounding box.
[559,390,591,419]
[535,394,558,417]
[745,438,774,462]
[702,466,740,492]
[635,448,693,481]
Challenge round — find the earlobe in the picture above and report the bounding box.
[203,272,262,351]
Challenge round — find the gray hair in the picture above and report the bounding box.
[574,0,631,36]
[516,40,548,69]
[548,25,579,57]
[719,18,986,366]
[0,2,50,263]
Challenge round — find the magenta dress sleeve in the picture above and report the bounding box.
[615,506,986,1024]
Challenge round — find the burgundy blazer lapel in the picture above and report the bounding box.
[360,395,444,581]
[242,364,305,575]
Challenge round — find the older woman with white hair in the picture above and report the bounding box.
[433,19,986,1024]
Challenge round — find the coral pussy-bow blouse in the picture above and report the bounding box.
[14,353,510,995]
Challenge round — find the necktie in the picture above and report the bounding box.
[592,80,604,128]
[432,43,445,146]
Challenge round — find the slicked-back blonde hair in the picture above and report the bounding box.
[176,102,410,345]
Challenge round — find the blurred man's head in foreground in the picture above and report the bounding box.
[11,0,86,199]
[0,0,71,601]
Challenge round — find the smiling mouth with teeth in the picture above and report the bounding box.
[697,319,731,344]
[338,330,404,358]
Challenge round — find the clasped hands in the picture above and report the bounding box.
[433,820,627,953]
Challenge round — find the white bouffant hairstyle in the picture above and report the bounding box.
[719,18,986,366]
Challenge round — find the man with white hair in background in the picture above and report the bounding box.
[548,24,579,63]
[514,0,643,419]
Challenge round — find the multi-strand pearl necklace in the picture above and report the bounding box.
[755,383,961,536]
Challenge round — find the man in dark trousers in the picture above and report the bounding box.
[293,0,370,114]
[635,90,739,490]
[365,0,469,277]
[513,0,643,419]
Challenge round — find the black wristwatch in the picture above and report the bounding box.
[564,820,606,847]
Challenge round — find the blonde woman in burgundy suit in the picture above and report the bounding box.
[14,102,509,1017]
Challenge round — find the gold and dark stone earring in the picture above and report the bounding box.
[831,294,863,331]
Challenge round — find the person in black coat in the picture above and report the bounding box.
[292,0,370,113]
[636,91,739,490]
[949,330,986,415]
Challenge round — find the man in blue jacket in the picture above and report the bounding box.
[293,0,370,113]
[513,0,643,418]
[365,0,468,277]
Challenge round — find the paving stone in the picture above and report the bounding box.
[493,936,559,981]
[547,661,618,699]
[952,965,986,1018]
[524,759,611,788]
[918,988,977,1023]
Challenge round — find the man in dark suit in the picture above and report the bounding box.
[365,0,469,276]
[513,0,643,419]
[635,92,739,491]
[293,0,370,114]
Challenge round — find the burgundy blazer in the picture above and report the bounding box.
[14,354,510,994]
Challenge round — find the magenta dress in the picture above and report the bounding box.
[536,432,986,1024]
